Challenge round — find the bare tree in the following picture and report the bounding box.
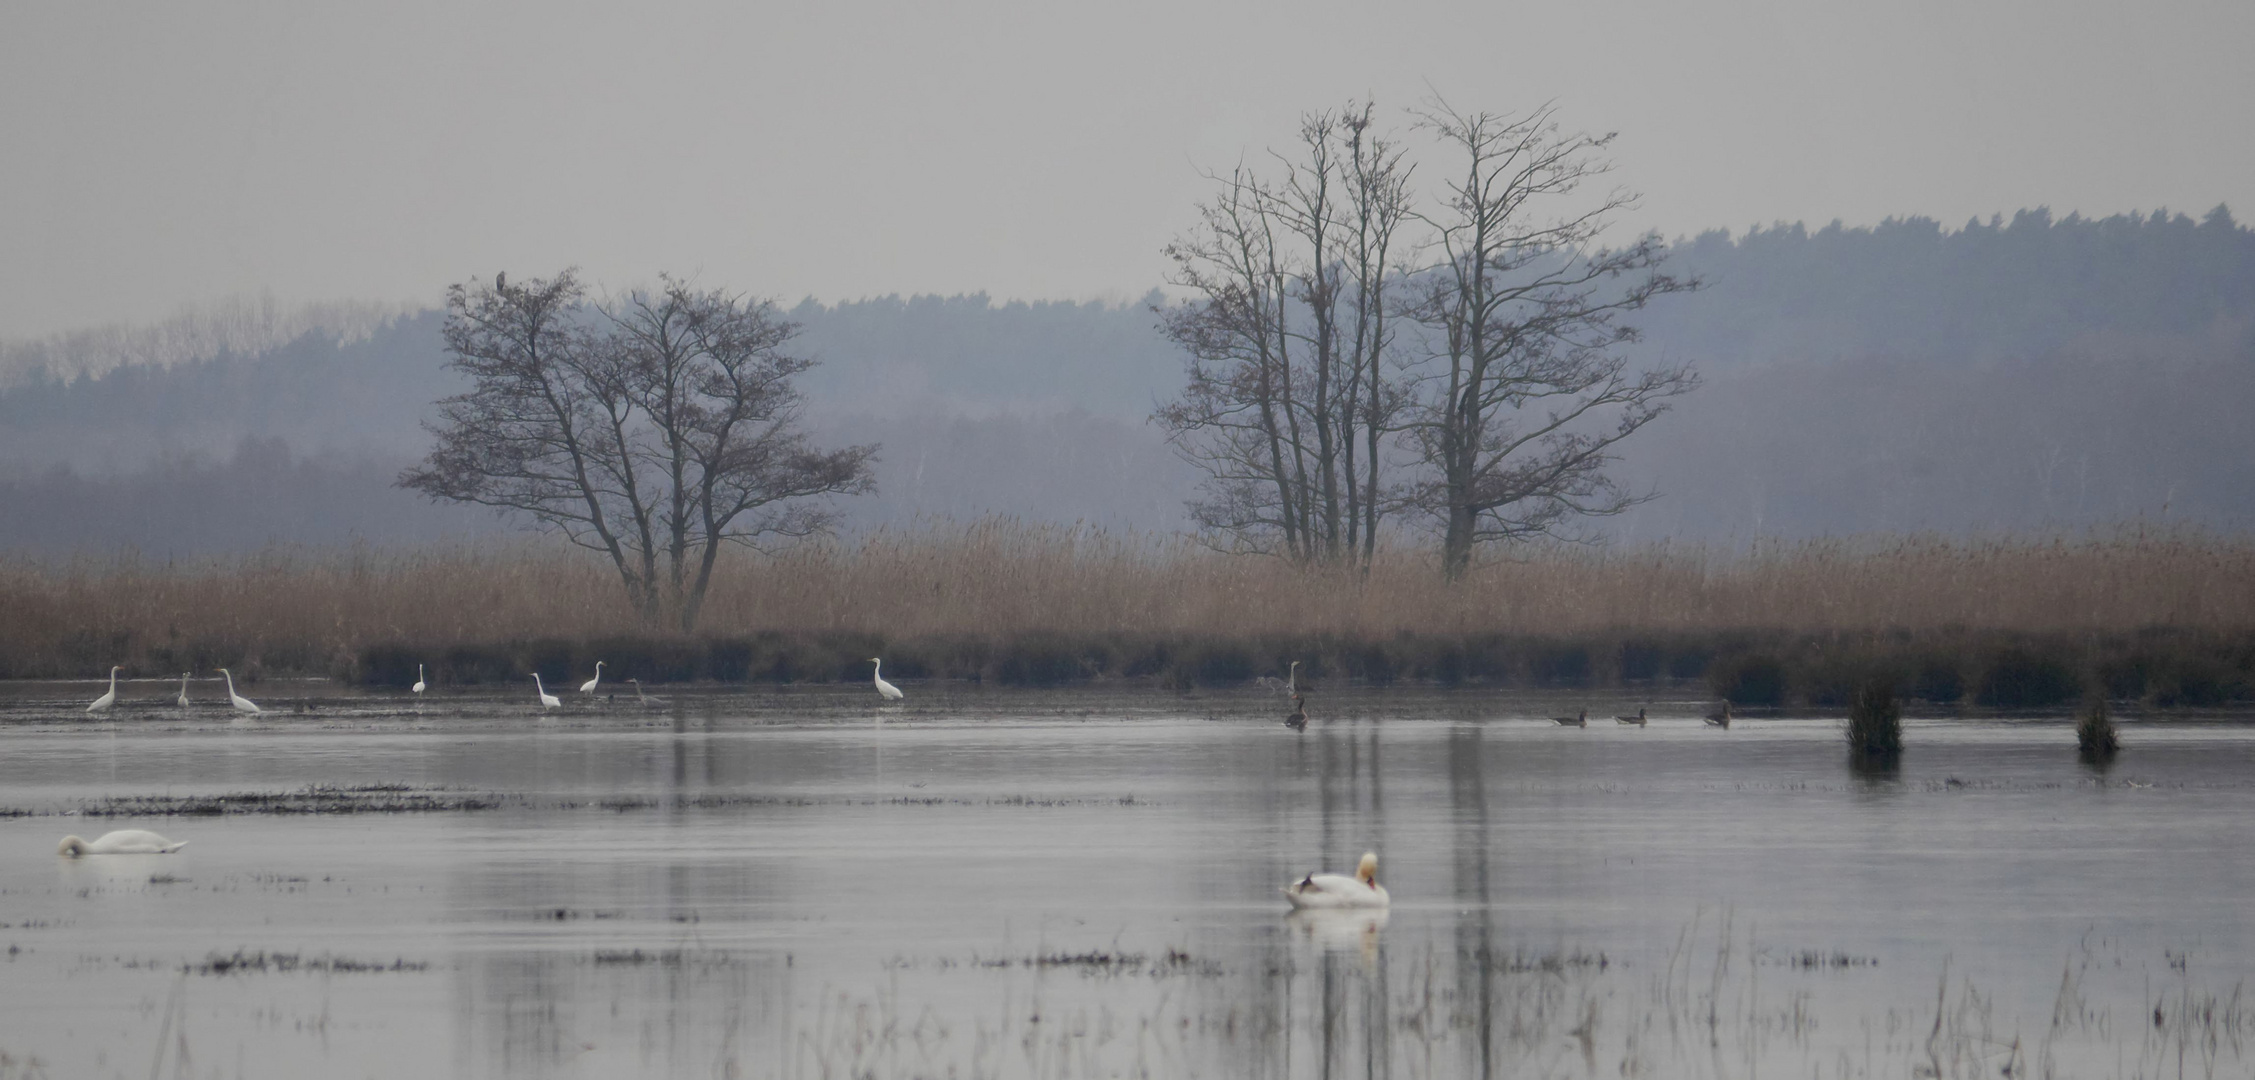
[1155,103,1413,566]
[1400,99,1698,578]
[401,271,875,629]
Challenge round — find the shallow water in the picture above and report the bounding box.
[1,681,2251,1078]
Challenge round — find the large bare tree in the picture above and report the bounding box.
[1401,100,1697,578]
[1159,98,1695,576]
[401,271,875,629]
[1155,103,1413,566]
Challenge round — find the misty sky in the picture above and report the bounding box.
[4,0,2249,340]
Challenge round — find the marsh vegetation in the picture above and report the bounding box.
[4,524,2251,714]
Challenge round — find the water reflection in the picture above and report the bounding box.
[5,690,2255,1078]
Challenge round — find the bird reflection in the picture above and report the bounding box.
[1287,907,1389,967]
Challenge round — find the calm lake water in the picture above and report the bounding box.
[1,680,2251,1079]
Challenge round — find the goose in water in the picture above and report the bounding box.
[58,829,187,855]
[1551,709,1587,727]
[175,672,192,708]
[578,662,604,694]
[532,674,561,709]
[1284,852,1389,909]
[217,668,260,714]
[1705,701,1732,729]
[411,664,427,696]
[1616,706,1647,727]
[870,658,904,701]
[628,678,665,707]
[86,666,122,713]
[1285,694,1308,730]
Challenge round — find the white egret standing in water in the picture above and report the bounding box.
[86,666,121,713]
[870,658,903,701]
[628,678,665,707]
[532,674,561,709]
[579,662,604,694]
[217,668,260,714]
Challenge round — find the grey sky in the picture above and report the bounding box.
[4,0,2249,340]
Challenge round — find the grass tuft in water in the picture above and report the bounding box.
[1845,677,1902,760]
[2076,695,2120,759]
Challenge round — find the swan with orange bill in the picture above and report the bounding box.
[1283,851,1389,909]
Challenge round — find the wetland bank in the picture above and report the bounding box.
[3,684,2254,1078]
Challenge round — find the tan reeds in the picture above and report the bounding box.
[2,520,2252,679]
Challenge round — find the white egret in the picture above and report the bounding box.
[86,666,122,713]
[627,678,665,707]
[58,829,187,855]
[532,673,560,709]
[175,672,191,708]
[870,658,904,701]
[1551,709,1587,727]
[1283,852,1389,910]
[1255,660,1301,696]
[578,662,604,694]
[217,668,260,714]
[411,664,427,695]
[1615,706,1647,727]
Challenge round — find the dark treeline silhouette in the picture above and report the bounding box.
[2,205,2251,554]
[0,437,506,553]
[1639,205,2255,367]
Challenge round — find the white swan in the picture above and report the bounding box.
[628,678,665,707]
[87,666,122,713]
[175,672,191,708]
[59,829,187,855]
[1283,852,1389,909]
[578,661,603,694]
[870,658,903,701]
[411,664,427,695]
[217,668,260,714]
[532,673,560,709]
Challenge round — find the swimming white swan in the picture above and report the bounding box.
[578,661,604,694]
[87,666,122,713]
[870,658,903,701]
[532,673,561,709]
[58,829,187,855]
[1283,852,1389,909]
[175,672,191,708]
[217,668,260,714]
[411,664,427,695]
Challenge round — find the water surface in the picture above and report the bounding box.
[1,682,2248,1078]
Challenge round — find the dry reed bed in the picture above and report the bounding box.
[4,522,2254,704]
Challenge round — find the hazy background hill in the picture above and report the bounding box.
[2,206,2250,555]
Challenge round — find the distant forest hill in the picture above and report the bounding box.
[1,205,2250,555]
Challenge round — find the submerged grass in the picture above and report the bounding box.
[6,520,2255,705]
